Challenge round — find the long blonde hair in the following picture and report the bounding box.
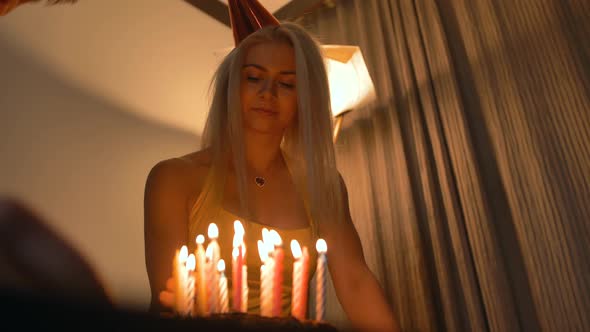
[190,23,344,240]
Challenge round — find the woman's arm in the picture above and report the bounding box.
[143,158,191,314]
[320,175,400,332]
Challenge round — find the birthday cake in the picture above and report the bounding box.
[185,313,339,332]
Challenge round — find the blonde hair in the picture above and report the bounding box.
[190,23,344,240]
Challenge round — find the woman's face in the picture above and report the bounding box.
[240,41,298,135]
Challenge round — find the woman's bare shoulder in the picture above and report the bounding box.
[146,148,213,196]
[178,148,214,170]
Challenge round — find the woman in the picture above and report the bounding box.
[144,1,399,331]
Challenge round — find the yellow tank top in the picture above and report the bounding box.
[190,207,318,316]
[187,151,318,315]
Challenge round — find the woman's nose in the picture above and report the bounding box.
[258,79,277,97]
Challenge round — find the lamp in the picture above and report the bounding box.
[323,45,375,142]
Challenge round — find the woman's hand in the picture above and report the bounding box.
[144,158,192,315]
[157,277,176,317]
[320,175,400,332]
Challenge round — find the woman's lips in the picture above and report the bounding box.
[251,107,277,115]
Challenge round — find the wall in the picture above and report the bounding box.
[0,36,200,310]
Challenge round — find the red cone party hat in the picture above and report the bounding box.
[228,0,280,46]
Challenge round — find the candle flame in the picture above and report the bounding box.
[205,245,213,260]
[196,234,205,245]
[208,223,219,239]
[262,228,270,242]
[262,228,274,253]
[316,239,328,253]
[264,239,274,254]
[234,220,245,236]
[269,229,282,246]
[232,247,239,258]
[186,254,196,271]
[258,240,268,262]
[233,233,243,247]
[179,245,189,262]
[291,239,302,259]
[217,259,226,272]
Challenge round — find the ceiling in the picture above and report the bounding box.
[0,0,292,135]
[218,0,289,13]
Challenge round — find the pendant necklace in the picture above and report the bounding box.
[255,176,266,188]
[253,157,281,188]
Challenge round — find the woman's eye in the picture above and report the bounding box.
[279,82,295,89]
[247,76,261,82]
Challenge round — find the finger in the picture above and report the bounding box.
[159,312,175,319]
[166,277,175,292]
[159,290,175,309]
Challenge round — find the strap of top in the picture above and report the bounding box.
[187,156,227,247]
[281,150,319,242]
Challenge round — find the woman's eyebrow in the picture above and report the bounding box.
[243,64,296,75]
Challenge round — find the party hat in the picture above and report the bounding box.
[228,0,280,46]
[1,0,77,16]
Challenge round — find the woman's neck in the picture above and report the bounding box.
[243,130,284,175]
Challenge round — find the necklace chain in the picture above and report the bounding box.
[251,155,283,188]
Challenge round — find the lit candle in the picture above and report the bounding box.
[261,228,275,316]
[241,265,248,312]
[231,247,240,312]
[290,240,310,320]
[194,235,208,316]
[257,240,269,316]
[218,259,229,313]
[241,241,248,313]
[173,245,189,316]
[290,240,303,319]
[270,230,284,317]
[316,239,328,321]
[301,246,310,315]
[232,220,244,312]
[205,245,218,314]
[208,223,221,313]
[186,253,196,317]
[262,228,273,254]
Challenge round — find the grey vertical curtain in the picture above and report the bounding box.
[301,0,590,331]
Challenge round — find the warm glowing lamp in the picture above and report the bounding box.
[322,45,376,142]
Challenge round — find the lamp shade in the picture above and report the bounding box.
[323,45,376,117]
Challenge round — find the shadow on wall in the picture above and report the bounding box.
[0,34,200,310]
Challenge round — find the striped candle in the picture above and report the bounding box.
[194,235,208,316]
[218,259,229,313]
[205,245,218,314]
[290,240,310,320]
[315,239,327,321]
[270,230,284,317]
[173,246,189,316]
[241,265,248,312]
[232,221,245,312]
[185,254,196,316]
[208,223,221,313]
[258,239,272,316]
[232,246,242,311]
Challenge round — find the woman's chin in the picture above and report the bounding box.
[244,124,285,136]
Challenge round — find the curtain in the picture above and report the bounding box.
[301,0,590,331]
